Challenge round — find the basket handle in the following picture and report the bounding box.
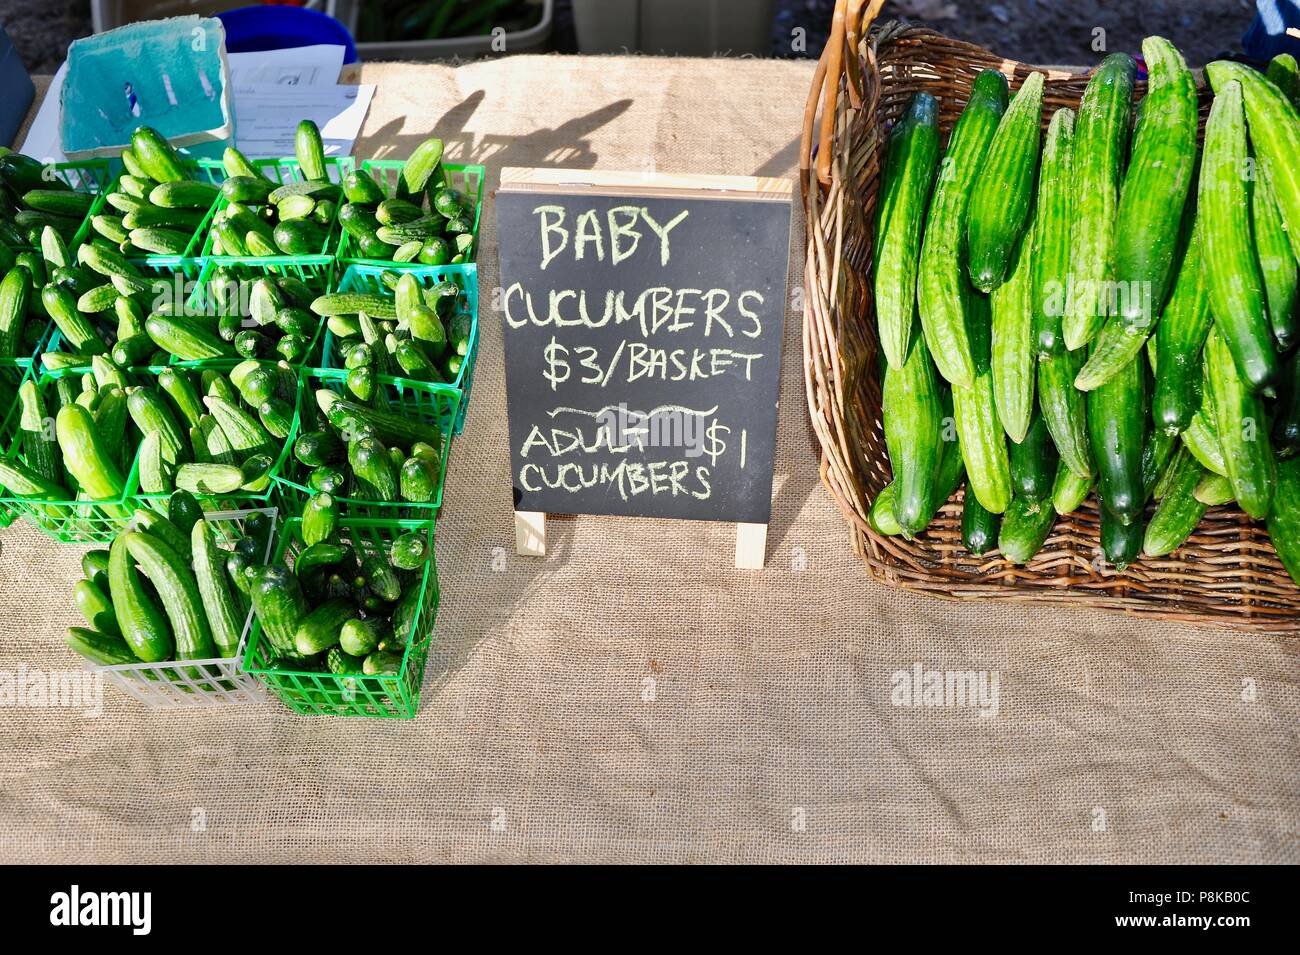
[800,0,888,189]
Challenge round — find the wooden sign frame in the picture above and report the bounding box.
[498,167,793,570]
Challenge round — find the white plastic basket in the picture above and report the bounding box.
[91,508,277,709]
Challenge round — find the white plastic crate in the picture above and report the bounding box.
[91,508,277,709]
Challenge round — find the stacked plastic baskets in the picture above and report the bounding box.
[0,148,483,719]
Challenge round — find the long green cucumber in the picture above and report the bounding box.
[952,287,1011,513]
[1267,458,1300,587]
[1038,345,1092,479]
[869,412,964,538]
[1031,108,1075,358]
[966,71,1044,292]
[882,324,943,536]
[203,395,275,459]
[1277,351,1300,458]
[1064,53,1137,351]
[157,367,205,429]
[868,485,903,536]
[874,92,940,369]
[1009,411,1058,502]
[1087,346,1147,524]
[997,495,1056,564]
[921,394,965,528]
[93,386,128,472]
[960,489,1000,555]
[1051,460,1094,515]
[1266,53,1300,103]
[1078,199,1197,393]
[1204,60,1300,267]
[916,69,1008,387]
[1100,505,1143,570]
[1253,166,1297,353]
[1142,426,1178,501]
[1142,449,1207,556]
[1152,210,1211,435]
[108,532,174,662]
[1256,48,1300,350]
[990,222,1035,443]
[1112,37,1198,327]
[1199,80,1277,396]
[1206,328,1274,519]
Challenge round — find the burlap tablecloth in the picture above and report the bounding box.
[1,56,1296,865]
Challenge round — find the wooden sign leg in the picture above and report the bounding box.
[735,522,767,570]
[515,511,547,557]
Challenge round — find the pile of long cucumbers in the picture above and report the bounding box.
[871,39,1300,586]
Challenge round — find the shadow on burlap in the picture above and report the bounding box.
[0,57,1295,864]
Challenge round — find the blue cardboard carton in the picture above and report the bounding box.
[60,15,233,162]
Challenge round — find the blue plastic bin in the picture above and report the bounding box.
[217,5,357,64]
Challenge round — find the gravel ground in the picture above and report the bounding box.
[0,0,1259,74]
[771,0,1254,66]
[1,0,89,73]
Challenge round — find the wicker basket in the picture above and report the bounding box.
[799,1,1300,634]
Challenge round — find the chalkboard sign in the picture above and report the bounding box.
[497,168,793,545]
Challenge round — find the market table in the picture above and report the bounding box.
[0,56,1295,864]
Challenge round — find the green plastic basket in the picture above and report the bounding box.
[336,161,484,269]
[197,156,355,288]
[92,507,275,708]
[0,359,42,529]
[129,362,302,515]
[35,242,323,374]
[276,367,458,517]
[0,368,140,543]
[328,263,479,434]
[6,159,113,253]
[182,257,329,369]
[0,324,56,516]
[74,163,222,280]
[0,320,55,385]
[241,516,439,718]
